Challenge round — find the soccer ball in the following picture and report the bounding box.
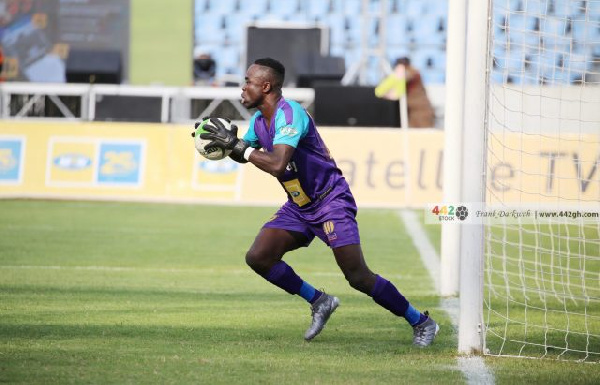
[455,206,469,221]
[193,118,233,161]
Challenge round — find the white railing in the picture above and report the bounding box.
[0,82,315,123]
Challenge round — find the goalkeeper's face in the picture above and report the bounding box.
[241,64,267,109]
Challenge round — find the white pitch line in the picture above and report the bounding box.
[0,265,406,280]
[398,209,495,385]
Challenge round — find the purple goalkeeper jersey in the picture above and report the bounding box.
[243,98,353,211]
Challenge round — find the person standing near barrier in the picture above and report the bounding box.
[196,57,440,345]
[376,57,435,128]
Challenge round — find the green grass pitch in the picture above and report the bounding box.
[1,200,598,384]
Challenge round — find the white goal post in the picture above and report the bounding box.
[450,0,600,361]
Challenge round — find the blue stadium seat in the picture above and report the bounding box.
[345,16,362,45]
[540,17,569,38]
[387,47,411,64]
[268,0,301,16]
[551,0,578,17]
[343,48,362,71]
[506,72,527,85]
[426,0,449,17]
[208,0,236,14]
[341,0,362,15]
[214,46,241,78]
[490,70,506,84]
[195,0,209,14]
[503,48,527,74]
[386,14,409,46]
[224,13,251,44]
[566,52,590,74]
[572,17,600,43]
[413,15,446,45]
[330,44,346,60]
[307,0,336,16]
[323,14,346,46]
[367,18,381,46]
[195,14,227,44]
[406,1,424,16]
[523,0,547,15]
[507,13,539,33]
[422,70,445,84]
[588,0,600,13]
[236,0,268,16]
[411,49,445,72]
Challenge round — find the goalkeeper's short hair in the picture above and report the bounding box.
[254,57,285,88]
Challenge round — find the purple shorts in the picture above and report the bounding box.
[263,190,360,248]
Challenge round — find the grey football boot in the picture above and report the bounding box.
[412,311,440,347]
[304,293,340,341]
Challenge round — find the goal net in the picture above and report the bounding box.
[483,0,600,361]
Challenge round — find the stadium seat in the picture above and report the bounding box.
[540,18,570,38]
[341,0,362,15]
[343,48,362,71]
[323,14,346,46]
[411,49,445,72]
[508,13,539,33]
[224,13,251,44]
[566,52,590,74]
[405,1,424,16]
[367,18,381,46]
[551,0,579,17]
[387,47,411,64]
[268,0,301,16]
[235,0,268,16]
[490,70,507,84]
[307,0,336,16]
[208,0,236,14]
[422,70,445,84]
[413,15,446,45]
[386,14,409,46]
[572,18,600,42]
[588,0,600,13]
[214,46,240,78]
[523,0,547,15]
[195,14,226,44]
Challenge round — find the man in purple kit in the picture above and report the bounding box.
[197,57,439,345]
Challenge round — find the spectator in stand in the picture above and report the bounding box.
[193,48,216,86]
[376,57,435,128]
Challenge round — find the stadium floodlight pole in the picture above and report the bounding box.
[458,0,490,355]
[440,0,468,297]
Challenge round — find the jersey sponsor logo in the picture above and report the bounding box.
[282,178,311,207]
[323,221,338,242]
[323,221,335,235]
[280,126,298,137]
[285,161,298,173]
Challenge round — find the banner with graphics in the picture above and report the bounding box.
[0,121,598,208]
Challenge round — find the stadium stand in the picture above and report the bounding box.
[191,0,597,87]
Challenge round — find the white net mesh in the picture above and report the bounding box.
[484,0,600,362]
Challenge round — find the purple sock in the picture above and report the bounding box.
[371,274,424,324]
[264,261,303,296]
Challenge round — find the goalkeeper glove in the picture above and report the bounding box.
[199,117,250,164]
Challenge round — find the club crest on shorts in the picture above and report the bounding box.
[323,221,337,241]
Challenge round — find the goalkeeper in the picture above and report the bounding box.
[197,57,439,346]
